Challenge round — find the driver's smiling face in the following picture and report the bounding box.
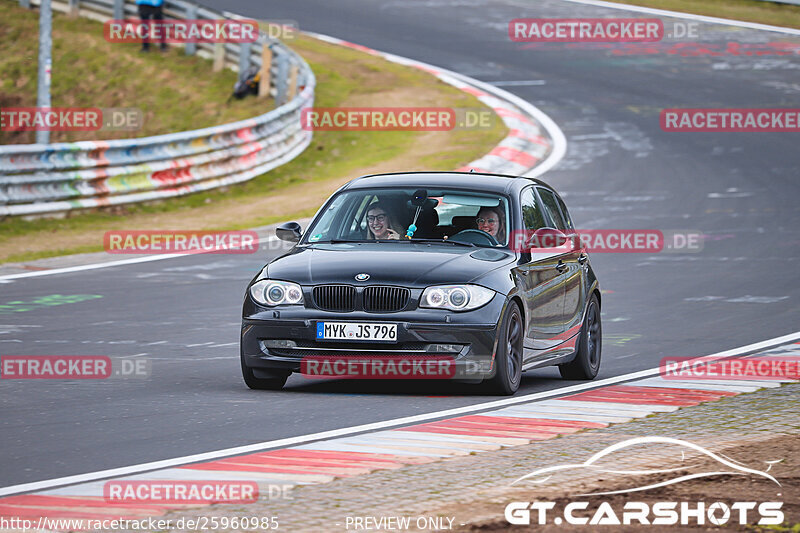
[476,209,500,237]
[368,208,390,238]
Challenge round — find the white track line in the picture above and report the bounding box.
[1,331,797,498]
[551,0,800,36]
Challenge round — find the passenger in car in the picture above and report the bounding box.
[366,202,403,240]
[476,206,505,243]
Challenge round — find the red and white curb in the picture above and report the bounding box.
[304,32,566,178]
[1,340,797,523]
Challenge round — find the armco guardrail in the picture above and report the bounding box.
[1,0,314,217]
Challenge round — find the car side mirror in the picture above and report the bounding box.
[276,221,302,243]
[530,227,571,251]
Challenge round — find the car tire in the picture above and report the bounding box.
[559,293,601,380]
[485,300,523,395]
[241,355,289,390]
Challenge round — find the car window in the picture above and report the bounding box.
[304,188,510,246]
[554,192,574,230]
[520,188,545,231]
[537,188,567,230]
[351,195,376,234]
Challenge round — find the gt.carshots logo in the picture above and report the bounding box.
[504,437,784,526]
[505,500,783,526]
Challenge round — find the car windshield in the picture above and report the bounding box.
[304,187,510,247]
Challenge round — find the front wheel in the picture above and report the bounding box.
[484,301,523,395]
[559,293,601,380]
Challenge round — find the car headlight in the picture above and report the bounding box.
[249,279,304,306]
[420,284,495,311]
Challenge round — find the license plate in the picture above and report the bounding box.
[316,322,397,342]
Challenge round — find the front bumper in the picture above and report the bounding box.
[241,295,506,380]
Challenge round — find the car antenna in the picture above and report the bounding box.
[406,189,427,239]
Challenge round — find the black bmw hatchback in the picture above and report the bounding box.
[241,171,601,395]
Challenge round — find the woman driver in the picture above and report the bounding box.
[367,203,403,240]
[476,206,505,243]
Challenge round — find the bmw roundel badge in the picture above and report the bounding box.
[355,273,370,281]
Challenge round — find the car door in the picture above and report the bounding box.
[515,187,567,362]
[538,187,585,347]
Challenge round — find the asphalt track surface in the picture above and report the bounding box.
[2,0,799,488]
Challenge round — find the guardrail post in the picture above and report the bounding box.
[36,0,52,145]
[112,0,123,20]
[258,44,273,98]
[237,41,252,81]
[68,0,79,17]
[19,0,31,8]
[184,3,197,55]
[287,63,298,101]
[275,52,289,105]
[212,43,225,72]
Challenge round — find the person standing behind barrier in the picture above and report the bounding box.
[136,0,167,52]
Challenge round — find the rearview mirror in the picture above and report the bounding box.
[276,221,302,243]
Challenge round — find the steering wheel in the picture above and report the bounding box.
[450,229,499,246]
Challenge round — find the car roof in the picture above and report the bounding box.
[340,171,553,196]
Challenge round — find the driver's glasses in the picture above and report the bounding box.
[476,217,498,225]
[367,214,387,224]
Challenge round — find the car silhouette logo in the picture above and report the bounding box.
[355,273,370,281]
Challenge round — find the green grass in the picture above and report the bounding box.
[610,0,800,29]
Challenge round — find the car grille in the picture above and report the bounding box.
[313,285,356,312]
[363,286,410,313]
[311,285,411,312]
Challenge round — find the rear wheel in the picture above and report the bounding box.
[241,353,289,390]
[485,301,523,395]
[559,293,601,380]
